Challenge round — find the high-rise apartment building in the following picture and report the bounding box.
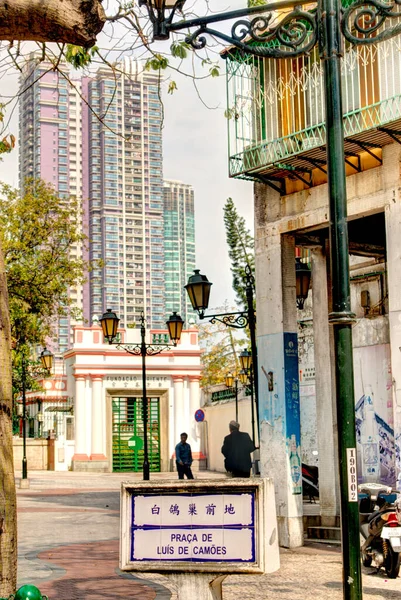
[83,61,165,329]
[163,180,195,324]
[19,58,166,348]
[19,58,84,352]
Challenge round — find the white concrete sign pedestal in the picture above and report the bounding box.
[120,479,279,599]
[166,573,227,600]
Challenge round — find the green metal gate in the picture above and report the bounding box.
[112,397,160,472]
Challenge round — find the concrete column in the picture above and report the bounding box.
[173,376,185,444]
[90,375,107,461]
[256,220,303,548]
[311,247,339,520]
[72,375,89,461]
[384,143,401,489]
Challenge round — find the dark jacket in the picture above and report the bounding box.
[221,430,256,472]
[175,442,193,466]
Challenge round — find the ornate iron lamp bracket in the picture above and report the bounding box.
[169,3,319,58]
[116,343,175,357]
[142,0,401,58]
[205,311,250,329]
[199,264,255,329]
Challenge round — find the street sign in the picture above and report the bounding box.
[128,436,144,450]
[120,479,279,575]
[194,409,205,422]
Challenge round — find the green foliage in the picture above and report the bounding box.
[0,179,89,347]
[170,40,190,59]
[65,44,98,69]
[144,54,169,71]
[223,198,255,309]
[11,345,45,403]
[168,80,178,94]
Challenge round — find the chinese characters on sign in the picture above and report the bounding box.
[131,493,255,562]
[106,375,168,389]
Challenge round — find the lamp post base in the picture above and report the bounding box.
[19,478,30,489]
[143,459,150,481]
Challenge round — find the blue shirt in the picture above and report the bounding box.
[175,441,192,465]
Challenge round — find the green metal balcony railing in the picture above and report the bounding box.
[229,94,401,179]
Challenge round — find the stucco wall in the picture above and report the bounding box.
[13,438,49,470]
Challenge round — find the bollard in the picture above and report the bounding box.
[13,585,48,600]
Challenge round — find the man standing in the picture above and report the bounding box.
[175,432,194,479]
[221,420,256,478]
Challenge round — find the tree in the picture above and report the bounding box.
[0,240,16,595]
[0,179,89,595]
[223,197,255,309]
[0,179,88,348]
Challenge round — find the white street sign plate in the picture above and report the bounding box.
[120,479,280,574]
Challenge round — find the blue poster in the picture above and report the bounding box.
[284,333,302,494]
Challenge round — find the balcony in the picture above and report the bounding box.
[226,24,401,192]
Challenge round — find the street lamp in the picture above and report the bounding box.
[224,372,238,423]
[239,349,256,446]
[21,347,54,480]
[296,258,312,310]
[40,347,54,372]
[100,309,184,480]
[185,264,259,431]
[141,2,401,598]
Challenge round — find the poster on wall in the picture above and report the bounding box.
[284,333,302,495]
[353,344,396,487]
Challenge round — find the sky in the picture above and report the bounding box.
[0,0,254,312]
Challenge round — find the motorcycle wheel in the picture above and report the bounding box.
[384,547,401,579]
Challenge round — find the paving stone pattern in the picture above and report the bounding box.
[16,471,401,599]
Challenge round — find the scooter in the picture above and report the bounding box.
[302,463,319,503]
[359,482,401,579]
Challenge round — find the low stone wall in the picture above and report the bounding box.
[13,438,49,470]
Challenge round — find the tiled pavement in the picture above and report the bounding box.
[16,471,401,599]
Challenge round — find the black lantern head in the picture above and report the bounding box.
[166,311,184,345]
[296,257,312,310]
[138,0,186,40]
[239,349,252,372]
[40,347,54,372]
[225,373,234,388]
[185,269,213,316]
[100,309,120,344]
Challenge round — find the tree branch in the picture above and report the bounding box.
[0,0,106,48]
